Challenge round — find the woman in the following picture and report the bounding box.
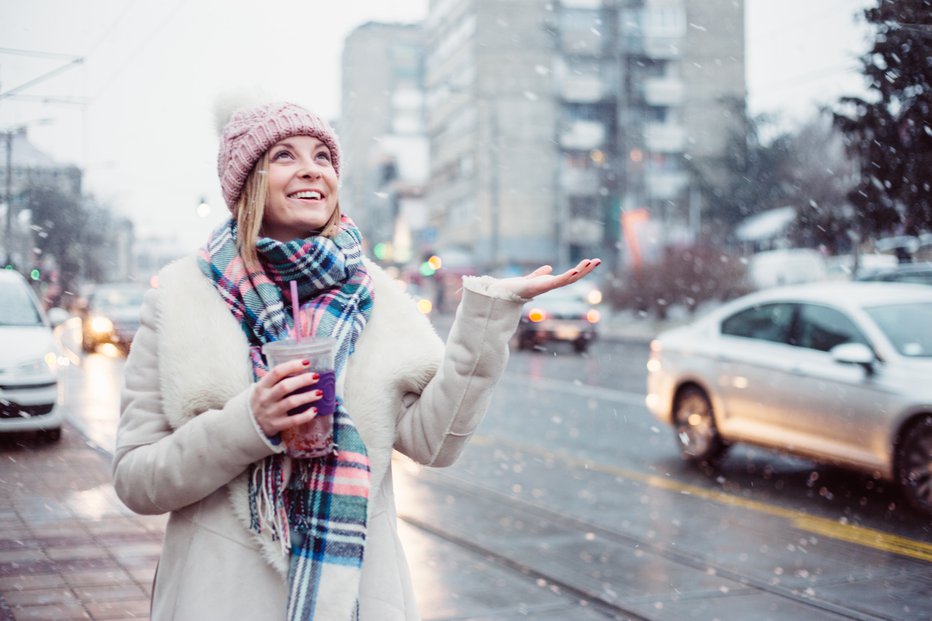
[112,101,600,621]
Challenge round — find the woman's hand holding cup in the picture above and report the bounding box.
[250,359,322,437]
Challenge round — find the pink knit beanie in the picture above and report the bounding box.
[217,101,341,210]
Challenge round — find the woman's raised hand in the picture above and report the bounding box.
[496,258,601,300]
[250,359,323,437]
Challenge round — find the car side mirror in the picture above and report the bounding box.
[47,307,70,328]
[831,342,876,375]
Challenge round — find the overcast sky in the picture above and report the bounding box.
[1,0,873,251]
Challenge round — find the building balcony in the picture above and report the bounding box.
[642,76,683,106]
[559,75,610,103]
[559,168,600,195]
[642,36,682,59]
[559,29,606,57]
[643,122,685,153]
[645,170,688,200]
[559,120,605,151]
[566,217,603,245]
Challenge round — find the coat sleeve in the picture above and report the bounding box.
[111,287,280,515]
[394,276,525,467]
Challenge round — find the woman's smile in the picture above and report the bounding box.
[263,135,339,240]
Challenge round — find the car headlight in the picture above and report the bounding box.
[15,356,56,374]
[89,316,114,335]
[586,289,603,305]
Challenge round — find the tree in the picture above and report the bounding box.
[688,100,797,239]
[785,114,859,254]
[20,180,110,304]
[834,0,932,236]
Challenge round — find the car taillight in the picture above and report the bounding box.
[528,308,547,322]
[586,308,601,324]
[647,339,662,372]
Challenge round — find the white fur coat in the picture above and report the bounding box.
[113,254,525,620]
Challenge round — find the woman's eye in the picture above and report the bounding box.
[272,150,293,160]
[315,151,332,162]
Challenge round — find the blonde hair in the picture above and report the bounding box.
[234,152,343,268]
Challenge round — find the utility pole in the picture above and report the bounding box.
[489,101,501,273]
[3,128,15,267]
[0,47,82,267]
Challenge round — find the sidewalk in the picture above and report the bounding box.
[0,426,165,620]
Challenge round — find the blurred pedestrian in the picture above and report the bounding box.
[112,101,599,621]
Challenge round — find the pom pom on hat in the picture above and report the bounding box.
[217,101,341,210]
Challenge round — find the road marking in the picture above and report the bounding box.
[471,435,932,563]
[501,374,646,406]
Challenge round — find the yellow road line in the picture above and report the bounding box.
[471,434,932,563]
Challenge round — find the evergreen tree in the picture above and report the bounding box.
[834,0,932,236]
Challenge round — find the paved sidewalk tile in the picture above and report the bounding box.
[0,425,165,621]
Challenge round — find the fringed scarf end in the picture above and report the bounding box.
[249,458,292,556]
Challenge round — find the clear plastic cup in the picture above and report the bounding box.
[261,337,337,459]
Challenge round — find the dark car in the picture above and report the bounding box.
[79,283,147,353]
[514,281,601,353]
[856,262,932,286]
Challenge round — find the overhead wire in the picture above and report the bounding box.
[88,0,189,102]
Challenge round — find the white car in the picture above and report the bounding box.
[0,270,68,442]
[646,282,932,514]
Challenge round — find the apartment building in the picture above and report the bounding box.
[424,0,745,272]
[340,22,429,264]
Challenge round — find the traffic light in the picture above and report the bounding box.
[29,267,41,281]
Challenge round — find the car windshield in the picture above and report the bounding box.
[0,280,44,327]
[864,302,932,358]
[91,288,146,310]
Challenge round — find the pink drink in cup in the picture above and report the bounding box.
[261,337,337,458]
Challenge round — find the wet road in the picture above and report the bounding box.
[58,323,932,620]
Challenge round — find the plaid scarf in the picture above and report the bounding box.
[198,216,373,621]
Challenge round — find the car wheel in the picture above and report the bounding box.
[672,386,726,462]
[573,339,588,354]
[38,428,61,443]
[896,415,932,515]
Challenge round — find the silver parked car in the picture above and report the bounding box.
[0,270,68,442]
[646,282,932,514]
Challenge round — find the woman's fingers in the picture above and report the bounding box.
[259,358,310,388]
[524,265,553,278]
[517,258,601,298]
[251,359,324,436]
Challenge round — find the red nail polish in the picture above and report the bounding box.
[301,359,310,366]
[312,373,320,380]
[315,390,323,397]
